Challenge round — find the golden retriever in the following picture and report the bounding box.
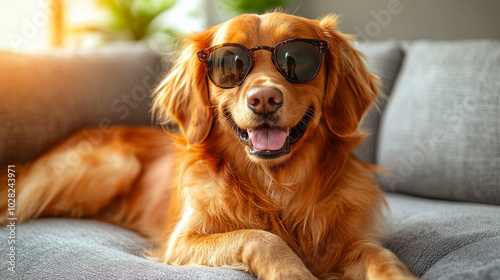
[1,13,418,280]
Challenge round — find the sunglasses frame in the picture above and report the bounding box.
[196,38,329,89]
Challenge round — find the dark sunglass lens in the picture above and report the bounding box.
[276,41,321,83]
[207,46,250,88]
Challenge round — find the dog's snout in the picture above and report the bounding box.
[246,87,283,114]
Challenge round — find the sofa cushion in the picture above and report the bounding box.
[423,236,500,280]
[3,196,498,280]
[0,219,256,280]
[384,193,500,279]
[0,44,162,166]
[378,40,500,205]
[354,41,405,164]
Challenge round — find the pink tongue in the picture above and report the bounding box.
[248,128,288,151]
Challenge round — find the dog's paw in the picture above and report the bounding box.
[269,269,318,280]
[367,270,420,280]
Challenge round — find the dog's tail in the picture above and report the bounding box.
[0,128,142,225]
[1,163,33,222]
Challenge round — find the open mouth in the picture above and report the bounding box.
[229,107,314,160]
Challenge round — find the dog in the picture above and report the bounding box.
[1,13,419,280]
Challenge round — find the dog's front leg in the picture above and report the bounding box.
[342,245,419,280]
[161,229,318,280]
[365,247,420,280]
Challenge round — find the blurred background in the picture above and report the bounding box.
[1,0,499,51]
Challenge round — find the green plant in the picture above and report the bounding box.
[73,0,178,44]
[97,0,177,40]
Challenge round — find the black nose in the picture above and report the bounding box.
[246,87,283,114]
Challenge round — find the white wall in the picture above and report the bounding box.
[286,0,500,41]
[0,0,52,50]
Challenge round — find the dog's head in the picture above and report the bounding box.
[154,13,378,165]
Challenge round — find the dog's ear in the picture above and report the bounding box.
[319,15,380,137]
[153,31,214,146]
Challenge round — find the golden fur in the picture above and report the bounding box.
[1,13,418,280]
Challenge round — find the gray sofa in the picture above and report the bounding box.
[1,40,499,279]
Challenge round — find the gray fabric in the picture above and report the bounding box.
[0,219,256,280]
[354,41,405,164]
[0,43,162,166]
[2,195,498,280]
[384,193,500,279]
[423,236,500,280]
[377,40,500,205]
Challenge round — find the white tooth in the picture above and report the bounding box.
[286,128,290,136]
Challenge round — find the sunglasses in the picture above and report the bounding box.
[196,38,328,89]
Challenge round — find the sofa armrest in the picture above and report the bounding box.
[0,43,162,166]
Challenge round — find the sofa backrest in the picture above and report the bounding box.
[0,44,162,166]
[358,40,500,205]
[354,41,405,164]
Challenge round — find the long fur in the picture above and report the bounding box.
[1,13,418,280]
